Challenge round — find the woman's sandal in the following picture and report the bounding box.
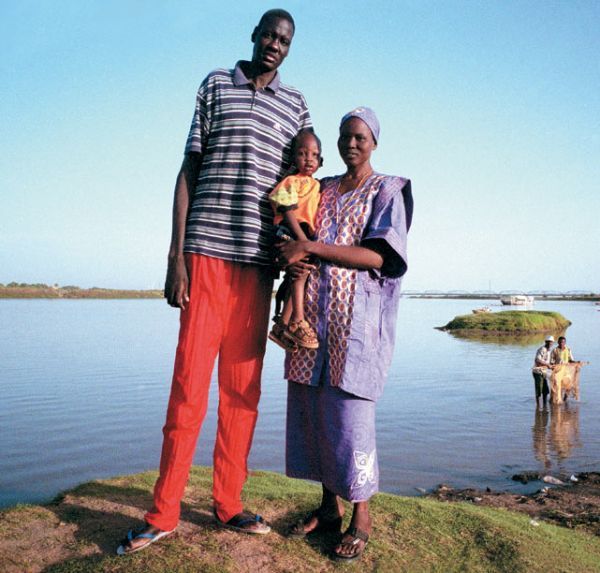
[116,524,176,555]
[286,319,319,349]
[213,509,271,535]
[268,316,298,352]
[287,509,343,538]
[332,526,370,562]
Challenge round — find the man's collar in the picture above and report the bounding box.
[234,61,281,92]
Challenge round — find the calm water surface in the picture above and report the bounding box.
[1,298,598,508]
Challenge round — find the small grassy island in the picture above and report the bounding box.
[1,467,599,572]
[437,310,571,336]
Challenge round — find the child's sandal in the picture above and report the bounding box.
[268,316,298,352]
[286,320,319,349]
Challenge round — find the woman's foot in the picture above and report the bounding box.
[287,507,343,538]
[333,526,370,561]
[333,504,371,561]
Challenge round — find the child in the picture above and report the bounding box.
[269,129,322,350]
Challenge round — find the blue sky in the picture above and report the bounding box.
[1,0,599,291]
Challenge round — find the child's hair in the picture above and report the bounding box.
[291,129,324,166]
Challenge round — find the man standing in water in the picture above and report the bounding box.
[118,9,311,554]
[551,336,575,365]
[532,335,554,408]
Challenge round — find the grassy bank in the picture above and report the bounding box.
[1,467,599,572]
[438,310,571,336]
[0,284,163,299]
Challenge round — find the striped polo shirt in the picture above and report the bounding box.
[183,61,312,265]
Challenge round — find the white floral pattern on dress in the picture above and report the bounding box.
[351,449,376,490]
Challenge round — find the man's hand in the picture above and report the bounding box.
[164,255,190,309]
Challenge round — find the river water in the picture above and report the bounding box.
[1,298,598,508]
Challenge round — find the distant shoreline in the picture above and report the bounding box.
[0,284,163,299]
[409,294,600,302]
[2,284,599,301]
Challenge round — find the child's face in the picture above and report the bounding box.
[293,134,320,176]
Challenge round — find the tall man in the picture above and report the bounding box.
[118,9,311,554]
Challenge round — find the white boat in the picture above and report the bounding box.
[500,295,534,306]
[472,306,492,314]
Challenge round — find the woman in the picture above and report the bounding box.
[277,107,413,561]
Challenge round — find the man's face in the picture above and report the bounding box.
[251,17,293,73]
[559,339,566,349]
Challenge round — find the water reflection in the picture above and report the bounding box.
[447,330,568,347]
[532,407,551,471]
[532,403,581,472]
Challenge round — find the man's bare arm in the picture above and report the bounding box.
[165,153,201,309]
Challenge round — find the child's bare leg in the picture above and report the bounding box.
[281,294,293,325]
[290,273,308,323]
[269,289,297,351]
[286,273,318,349]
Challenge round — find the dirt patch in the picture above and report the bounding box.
[428,472,600,536]
[0,477,328,573]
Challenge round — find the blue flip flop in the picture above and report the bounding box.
[116,525,175,555]
[213,509,271,535]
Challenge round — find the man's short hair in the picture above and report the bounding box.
[257,9,295,32]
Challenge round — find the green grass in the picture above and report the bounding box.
[1,467,599,572]
[0,284,163,299]
[439,310,571,335]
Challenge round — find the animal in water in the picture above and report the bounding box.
[550,362,584,404]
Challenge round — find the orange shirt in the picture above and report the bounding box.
[269,175,321,234]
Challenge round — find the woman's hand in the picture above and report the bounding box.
[276,239,312,267]
[287,261,316,279]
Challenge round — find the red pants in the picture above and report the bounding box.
[145,254,273,530]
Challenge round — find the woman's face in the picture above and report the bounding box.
[337,117,377,169]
